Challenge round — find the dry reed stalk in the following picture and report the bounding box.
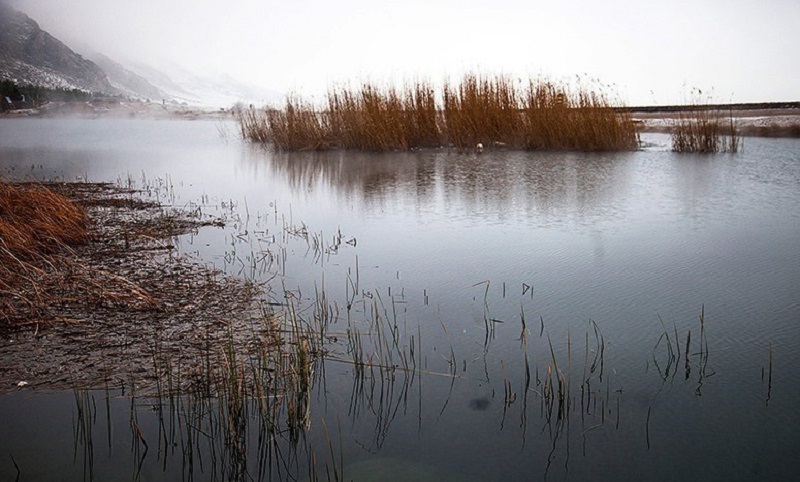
[520,82,639,151]
[443,73,522,149]
[671,93,740,153]
[403,80,442,148]
[327,81,442,151]
[328,83,406,151]
[238,74,640,152]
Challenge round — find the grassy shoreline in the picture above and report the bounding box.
[0,181,269,393]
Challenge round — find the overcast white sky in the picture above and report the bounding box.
[6,0,799,105]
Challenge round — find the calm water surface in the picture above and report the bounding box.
[1,118,799,480]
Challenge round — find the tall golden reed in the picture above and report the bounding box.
[670,89,740,153]
[671,107,740,153]
[238,74,640,152]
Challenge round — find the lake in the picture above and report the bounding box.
[1,117,799,481]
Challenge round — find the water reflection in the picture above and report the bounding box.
[239,147,637,226]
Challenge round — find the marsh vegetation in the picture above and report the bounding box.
[670,92,740,153]
[0,181,233,330]
[237,74,640,152]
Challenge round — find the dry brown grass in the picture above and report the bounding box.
[327,83,408,150]
[520,81,639,151]
[442,74,521,149]
[0,182,89,323]
[670,92,740,153]
[0,181,160,327]
[328,81,444,150]
[671,109,740,153]
[238,74,640,152]
[238,96,330,150]
[0,182,88,257]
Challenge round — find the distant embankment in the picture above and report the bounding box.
[625,101,800,138]
[617,102,800,114]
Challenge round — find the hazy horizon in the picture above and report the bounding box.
[5,0,799,106]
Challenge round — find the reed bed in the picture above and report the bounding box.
[671,104,740,153]
[521,80,640,150]
[238,74,640,152]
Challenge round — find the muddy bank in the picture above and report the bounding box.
[0,182,273,394]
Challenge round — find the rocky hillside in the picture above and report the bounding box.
[0,2,115,94]
[88,53,165,101]
[0,2,279,107]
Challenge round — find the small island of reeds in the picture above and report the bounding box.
[671,107,740,153]
[237,74,641,152]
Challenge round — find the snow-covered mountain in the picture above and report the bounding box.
[87,53,165,102]
[0,2,114,93]
[122,60,283,108]
[1,2,282,107]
